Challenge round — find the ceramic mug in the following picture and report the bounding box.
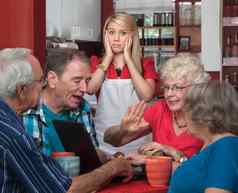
[52,151,80,177]
[145,156,172,187]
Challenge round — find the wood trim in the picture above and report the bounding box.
[101,0,114,40]
[207,71,220,80]
[34,0,46,67]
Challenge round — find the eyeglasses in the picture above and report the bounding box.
[32,76,47,87]
[162,84,190,93]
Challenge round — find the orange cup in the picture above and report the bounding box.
[145,156,172,187]
[52,151,75,158]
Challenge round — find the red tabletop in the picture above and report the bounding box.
[97,180,168,193]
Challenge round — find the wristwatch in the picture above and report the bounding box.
[179,156,188,163]
[175,151,188,163]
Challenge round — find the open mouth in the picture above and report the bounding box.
[71,95,82,103]
[112,44,121,48]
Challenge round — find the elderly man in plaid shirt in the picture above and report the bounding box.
[22,49,103,159]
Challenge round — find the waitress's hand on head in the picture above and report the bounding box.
[121,101,149,132]
[123,36,133,63]
[104,31,114,61]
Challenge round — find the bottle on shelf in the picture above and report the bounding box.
[224,0,232,17]
[153,13,158,27]
[232,72,237,84]
[225,74,230,83]
[232,0,238,17]
[144,28,149,46]
[224,35,232,57]
[232,32,238,57]
[157,29,162,45]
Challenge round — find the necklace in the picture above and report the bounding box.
[115,67,122,77]
[173,113,187,128]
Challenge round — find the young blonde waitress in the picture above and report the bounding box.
[88,13,157,155]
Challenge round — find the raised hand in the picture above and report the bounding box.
[123,36,133,63]
[121,101,149,132]
[104,31,114,60]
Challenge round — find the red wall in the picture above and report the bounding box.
[101,0,114,39]
[0,0,45,65]
[0,0,34,49]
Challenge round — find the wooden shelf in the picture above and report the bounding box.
[139,26,175,29]
[179,25,201,28]
[177,0,201,2]
[223,17,238,26]
[142,45,175,48]
[223,64,238,67]
[222,0,238,82]
[223,57,238,66]
[175,0,201,52]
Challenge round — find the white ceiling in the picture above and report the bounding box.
[114,0,175,12]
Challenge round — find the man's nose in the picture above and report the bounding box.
[79,79,87,92]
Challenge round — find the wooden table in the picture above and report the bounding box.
[97,180,168,193]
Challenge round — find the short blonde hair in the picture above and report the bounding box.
[103,13,142,73]
[160,53,210,84]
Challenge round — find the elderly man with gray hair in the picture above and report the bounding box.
[0,48,132,193]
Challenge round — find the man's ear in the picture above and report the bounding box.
[16,84,28,101]
[47,71,58,89]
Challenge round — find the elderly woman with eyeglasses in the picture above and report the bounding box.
[104,53,210,163]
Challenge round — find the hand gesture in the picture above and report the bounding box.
[104,31,114,60]
[111,157,133,182]
[127,151,147,165]
[123,36,133,63]
[138,142,165,156]
[139,142,186,162]
[121,101,149,133]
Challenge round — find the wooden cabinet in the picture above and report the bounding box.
[175,0,201,52]
[131,11,176,71]
[222,0,238,86]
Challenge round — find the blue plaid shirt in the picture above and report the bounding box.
[0,98,71,193]
[22,97,98,156]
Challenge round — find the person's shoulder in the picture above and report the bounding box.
[206,136,238,160]
[0,112,23,145]
[145,99,167,115]
[90,55,101,65]
[214,136,238,148]
[149,99,167,109]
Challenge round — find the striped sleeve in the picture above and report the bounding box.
[5,132,72,193]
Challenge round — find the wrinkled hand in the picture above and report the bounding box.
[123,36,133,63]
[121,101,149,132]
[139,142,185,161]
[127,151,147,165]
[138,142,165,156]
[110,157,133,182]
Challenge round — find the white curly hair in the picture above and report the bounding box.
[0,48,33,98]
